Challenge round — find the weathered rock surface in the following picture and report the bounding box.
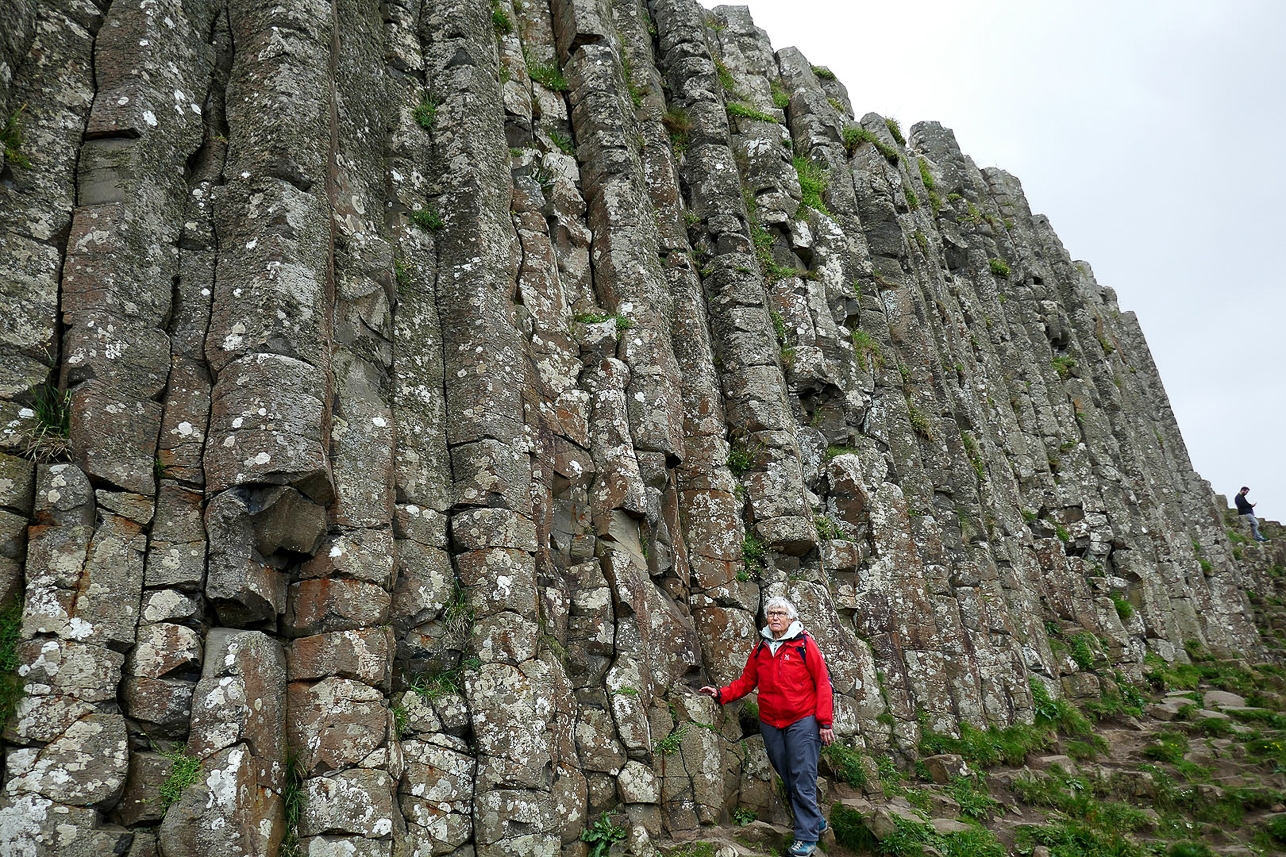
[0,0,1278,854]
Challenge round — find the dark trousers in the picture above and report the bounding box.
[760,715,824,841]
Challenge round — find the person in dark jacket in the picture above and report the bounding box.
[700,596,834,857]
[1236,486,1270,542]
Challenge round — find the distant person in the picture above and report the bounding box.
[1235,486,1270,542]
[700,596,834,857]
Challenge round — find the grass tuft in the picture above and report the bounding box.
[884,117,906,146]
[409,206,444,232]
[0,597,23,728]
[793,156,829,216]
[528,57,568,92]
[158,746,203,810]
[413,94,443,129]
[1,104,32,169]
[726,102,777,124]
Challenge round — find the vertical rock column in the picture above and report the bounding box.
[0,0,100,429]
[284,0,403,853]
[653,0,813,557]
[0,463,131,854]
[421,1,556,855]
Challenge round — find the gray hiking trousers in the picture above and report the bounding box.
[760,714,824,842]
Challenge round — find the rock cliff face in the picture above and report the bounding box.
[0,0,1270,855]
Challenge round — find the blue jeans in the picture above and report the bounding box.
[760,715,824,842]
[1244,513,1266,541]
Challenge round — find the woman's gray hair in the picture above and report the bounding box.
[764,596,798,620]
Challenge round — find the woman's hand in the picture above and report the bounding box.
[819,727,835,746]
[698,686,718,698]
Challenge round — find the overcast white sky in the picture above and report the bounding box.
[703,0,1286,518]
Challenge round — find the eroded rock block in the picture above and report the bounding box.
[205,353,332,500]
[287,676,388,776]
[299,768,397,839]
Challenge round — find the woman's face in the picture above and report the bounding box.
[766,606,792,637]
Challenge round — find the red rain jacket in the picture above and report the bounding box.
[716,630,833,729]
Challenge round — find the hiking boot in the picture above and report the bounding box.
[788,841,817,857]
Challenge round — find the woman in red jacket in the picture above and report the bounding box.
[700,596,834,857]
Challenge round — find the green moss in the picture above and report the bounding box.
[945,775,1001,821]
[408,657,481,699]
[491,4,512,35]
[662,106,693,153]
[917,157,935,191]
[988,257,1011,277]
[621,55,643,109]
[714,57,737,93]
[830,802,877,852]
[726,436,754,476]
[1069,632,1096,669]
[920,718,1051,768]
[1111,594,1134,621]
[573,311,633,331]
[393,258,414,294]
[906,399,933,441]
[392,703,409,738]
[741,532,766,576]
[813,514,849,542]
[850,328,883,372]
[905,187,919,211]
[811,65,837,80]
[655,723,688,755]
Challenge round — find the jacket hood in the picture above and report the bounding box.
[761,619,804,641]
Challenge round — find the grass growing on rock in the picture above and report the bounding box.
[158,745,203,810]
[408,657,481,699]
[842,125,899,164]
[740,532,766,578]
[527,57,568,92]
[0,597,25,730]
[1,103,31,168]
[21,382,72,461]
[821,741,867,788]
[409,206,444,232]
[279,753,306,857]
[792,156,829,216]
[413,94,443,129]
[726,102,777,124]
